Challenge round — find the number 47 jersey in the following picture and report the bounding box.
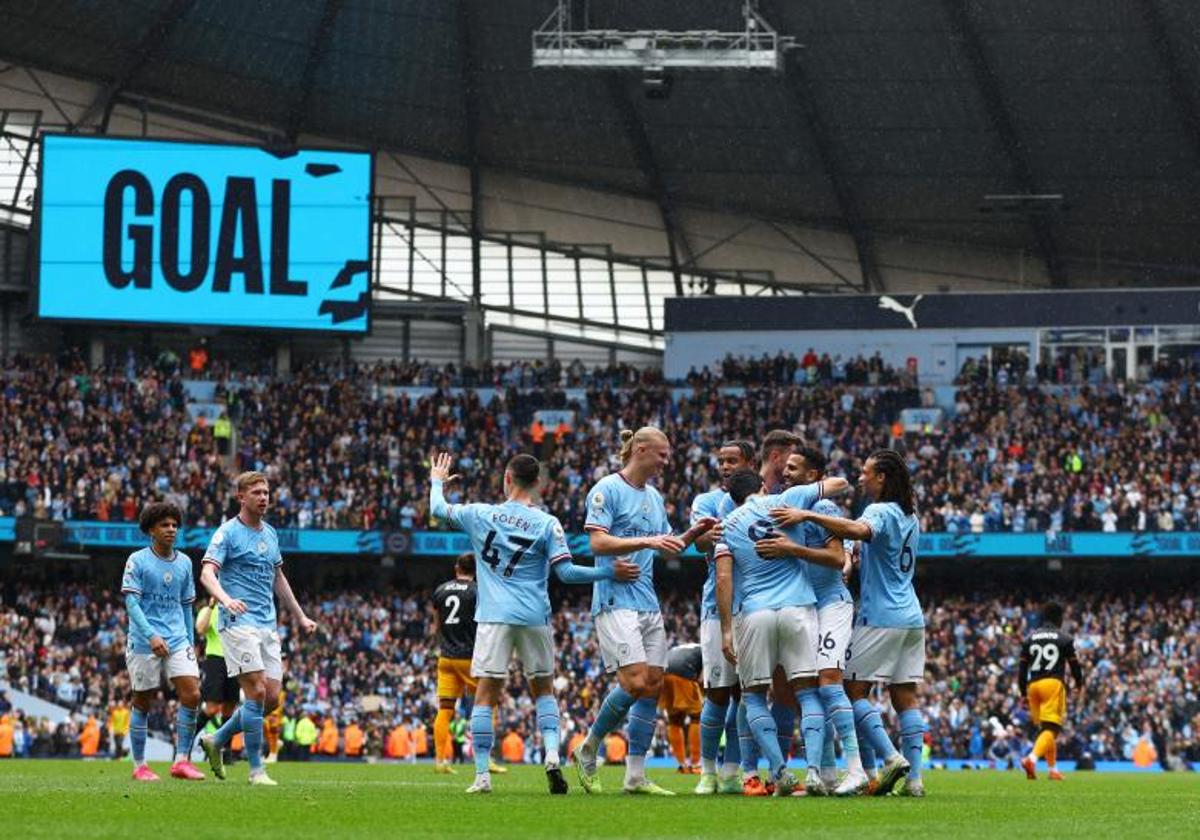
[444,500,572,626]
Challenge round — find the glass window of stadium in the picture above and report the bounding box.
[1041,325,1196,383]
[955,343,1030,383]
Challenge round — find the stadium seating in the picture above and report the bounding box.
[2,352,1199,533]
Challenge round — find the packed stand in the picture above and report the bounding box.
[3,353,1200,533]
[1,581,1196,767]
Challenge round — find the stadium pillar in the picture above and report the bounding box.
[275,341,292,376]
[88,337,103,370]
[464,304,484,366]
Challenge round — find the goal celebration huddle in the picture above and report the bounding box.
[118,426,1082,797]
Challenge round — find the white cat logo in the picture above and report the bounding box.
[878,294,924,329]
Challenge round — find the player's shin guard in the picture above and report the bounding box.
[688,721,700,768]
[700,699,726,773]
[797,689,826,773]
[819,685,862,773]
[722,700,741,768]
[241,700,264,773]
[589,686,635,744]
[821,719,837,771]
[742,693,785,777]
[1033,729,1054,761]
[470,705,493,778]
[535,695,560,766]
[771,702,796,762]
[211,708,243,748]
[434,707,453,763]
[736,701,760,772]
[175,705,198,763]
[852,699,899,761]
[897,708,926,782]
[625,697,658,782]
[131,708,148,765]
[668,723,686,767]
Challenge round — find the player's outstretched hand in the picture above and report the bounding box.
[721,629,737,665]
[150,636,169,658]
[754,535,800,559]
[430,452,461,484]
[769,506,809,527]
[223,598,248,615]
[649,534,686,554]
[613,560,641,582]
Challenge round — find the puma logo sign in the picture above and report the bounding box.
[878,294,924,329]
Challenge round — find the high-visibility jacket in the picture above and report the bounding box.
[344,724,364,757]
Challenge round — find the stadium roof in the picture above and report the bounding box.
[4,0,1200,285]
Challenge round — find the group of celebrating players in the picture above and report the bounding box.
[428,426,926,798]
[116,424,1083,795]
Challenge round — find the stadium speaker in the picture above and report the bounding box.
[642,67,672,99]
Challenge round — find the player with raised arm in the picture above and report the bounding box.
[198,472,317,786]
[571,427,717,797]
[714,468,847,796]
[774,449,925,796]
[430,452,640,795]
[692,440,755,795]
[1019,602,1084,782]
[121,501,205,782]
[431,553,480,776]
[756,447,870,796]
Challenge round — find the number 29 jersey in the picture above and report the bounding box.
[444,499,572,626]
[1021,626,1077,684]
[857,502,923,629]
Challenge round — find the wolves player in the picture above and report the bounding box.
[713,469,840,796]
[121,501,205,782]
[691,440,755,794]
[432,553,479,775]
[1019,602,1083,781]
[199,472,317,786]
[572,427,717,796]
[430,452,639,795]
[778,449,925,796]
[758,447,870,795]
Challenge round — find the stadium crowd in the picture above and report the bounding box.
[1,580,1196,768]
[2,352,1199,535]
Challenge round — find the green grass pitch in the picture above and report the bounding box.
[2,761,1194,839]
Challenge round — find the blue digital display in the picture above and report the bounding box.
[36,135,372,333]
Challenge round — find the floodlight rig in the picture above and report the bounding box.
[532,1,796,72]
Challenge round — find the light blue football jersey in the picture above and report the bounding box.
[202,517,282,629]
[121,546,195,654]
[692,488,735,621]
[584,472,672,615]
[803,498,852,609]
[445,499,571,626]
[715,483,823,614]
[857,502,923,628]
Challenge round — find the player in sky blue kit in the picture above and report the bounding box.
[198,471,317,786]
[690,440,755,795]
[757,447,871,795]
[121,501,205,782]
[429,451,640,796]
[572,427,717,797]
[714,469,852,796]
[781,449,926,796]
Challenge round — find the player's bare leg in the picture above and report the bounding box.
[168,675,205,780]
